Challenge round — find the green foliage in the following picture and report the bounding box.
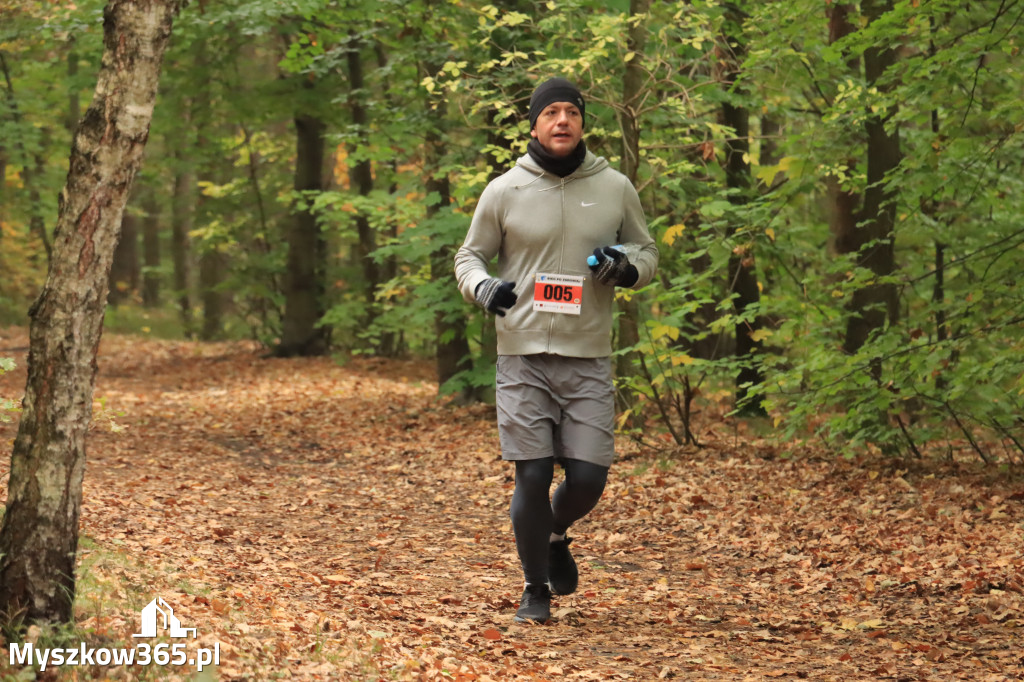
[0,0,106,308]
[2,0,1022,459]
[739,0,1024,459]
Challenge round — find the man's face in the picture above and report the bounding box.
[530,101,583,157]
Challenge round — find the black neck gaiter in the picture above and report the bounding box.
[527,139,587,178]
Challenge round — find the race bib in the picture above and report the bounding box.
[533,273,584,315]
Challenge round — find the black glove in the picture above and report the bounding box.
[589,246,639,287]
[475,278,518,316]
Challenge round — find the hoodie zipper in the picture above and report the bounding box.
[548,176,569,352]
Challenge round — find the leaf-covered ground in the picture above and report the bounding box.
[0,327,1022,681]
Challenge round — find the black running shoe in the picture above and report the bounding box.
[548,537,578,595]
[514,583,551,623]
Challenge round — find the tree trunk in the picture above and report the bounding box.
[428,171,473,399]
[924,26,948,392]
[614,0,650,415]
[276,107,329,357]
[171,149,194,337]
[842,0,901,354]
[758,115,787,192]
[198,249,226,341]
[345,41,383,347]
[759,116,781,169]
[825,0,861,263]
[423,91,473,399]
[374,41,401,357]
[66,41,81,134]
[142,187,161,307]
[193,45,226,342]
[0,0,184,626]
[0,148,5,235]
[28,147,51,265]
[721,2,767,416]
[108,203,139,305]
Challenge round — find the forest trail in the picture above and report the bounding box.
[0,327,1022,681]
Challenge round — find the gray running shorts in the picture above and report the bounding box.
[495,354,616,467]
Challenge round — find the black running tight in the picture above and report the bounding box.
[509,457,609,586]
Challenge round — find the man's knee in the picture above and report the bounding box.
[563,459,608,497]
[513,458,555,499]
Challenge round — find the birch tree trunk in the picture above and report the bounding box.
[0,0,185,625]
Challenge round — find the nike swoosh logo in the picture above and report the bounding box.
[581,201,597,207]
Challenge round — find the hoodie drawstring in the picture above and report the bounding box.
[515,172,579,192]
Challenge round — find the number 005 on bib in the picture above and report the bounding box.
[533,273,584,315]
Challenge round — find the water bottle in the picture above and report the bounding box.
[587,244,624,267]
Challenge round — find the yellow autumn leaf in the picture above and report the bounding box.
[671,353,695,366]
[651,324,680,342]
[755,156,797,185]
[765,227,775,242]
[616,410,633,430]
[749,329,773,343]
[662,223,686,246]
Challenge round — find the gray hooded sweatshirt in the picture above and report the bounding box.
[455,150,659,357]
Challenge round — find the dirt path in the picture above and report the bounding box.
[1,328,1022,680]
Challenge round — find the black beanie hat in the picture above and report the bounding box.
[529,78,585,130]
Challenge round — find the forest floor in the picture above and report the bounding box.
[0,326,1022,681]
